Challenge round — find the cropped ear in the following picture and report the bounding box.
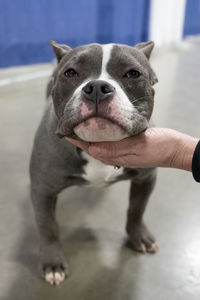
[135,41,155,59]
[49,40,72,62]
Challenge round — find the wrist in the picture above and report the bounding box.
[192,140,200,182]
[169,132,198,171]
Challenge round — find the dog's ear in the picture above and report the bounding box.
[135,41,154,59]
[50,40,72,63]
[135,41,158,85]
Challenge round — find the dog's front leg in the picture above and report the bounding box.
[126,169,158,253]
[31,189,68,285]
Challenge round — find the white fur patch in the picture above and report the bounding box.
[98,44,137,129]
[100,44,114,78]
[45,270,66,286]
[82,152,123,187]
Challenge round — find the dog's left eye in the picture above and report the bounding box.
[124,69,140,78]
[65,68,78,77]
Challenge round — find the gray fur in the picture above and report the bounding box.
[30,41,158,285]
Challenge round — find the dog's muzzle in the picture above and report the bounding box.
[72,80,130,142]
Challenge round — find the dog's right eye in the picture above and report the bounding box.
[64,68,78,77]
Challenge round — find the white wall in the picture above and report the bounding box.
[149,0,186,47]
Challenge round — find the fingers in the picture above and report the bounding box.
[66,137,141,168]
[89,135,143,158]
[66,135,144,161]
[66,138,89,152]
[88,139,128,158]
[66,137,132,157]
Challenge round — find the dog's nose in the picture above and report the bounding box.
[82,80,115,103]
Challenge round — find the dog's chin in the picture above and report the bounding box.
[73,117,130,142]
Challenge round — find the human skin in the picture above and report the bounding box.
[66,128,199,171]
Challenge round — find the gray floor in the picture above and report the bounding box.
[0,41,200,300]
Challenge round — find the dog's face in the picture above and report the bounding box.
[49,41,157,142]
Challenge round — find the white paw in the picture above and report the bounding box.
[44,268,67,286]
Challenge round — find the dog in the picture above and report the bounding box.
[30,40,158,285]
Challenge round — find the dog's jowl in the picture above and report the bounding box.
[30,41,158,285]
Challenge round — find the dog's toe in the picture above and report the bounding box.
[127,223,158,254]
[44,266,68,286]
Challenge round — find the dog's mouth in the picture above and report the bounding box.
[73,117,130,142]
[56,112,148,141]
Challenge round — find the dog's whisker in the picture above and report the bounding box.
[132,96,149,104]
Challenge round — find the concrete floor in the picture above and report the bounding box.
[0,41,200,300]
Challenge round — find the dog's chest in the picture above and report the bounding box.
[81,152,123,187]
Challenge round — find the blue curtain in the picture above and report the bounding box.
[0,0,150,67]
[183,0,200,37]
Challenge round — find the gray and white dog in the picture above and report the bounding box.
[30,40,158,285]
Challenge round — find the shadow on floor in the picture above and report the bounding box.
[4,185,143,300]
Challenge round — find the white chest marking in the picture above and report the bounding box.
[82,152,123,187]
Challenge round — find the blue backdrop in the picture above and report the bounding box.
[0,0,200,68]
[184,0,200,37]
[0,0,150,67]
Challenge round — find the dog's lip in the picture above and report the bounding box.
[73,115,127,132]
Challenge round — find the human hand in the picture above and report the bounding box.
[66,128,198,171]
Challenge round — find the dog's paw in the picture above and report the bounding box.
[42,264,68,286]
[39,248,68,286]
[126,223,158,254]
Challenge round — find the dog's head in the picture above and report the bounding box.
[49,41,157,142]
